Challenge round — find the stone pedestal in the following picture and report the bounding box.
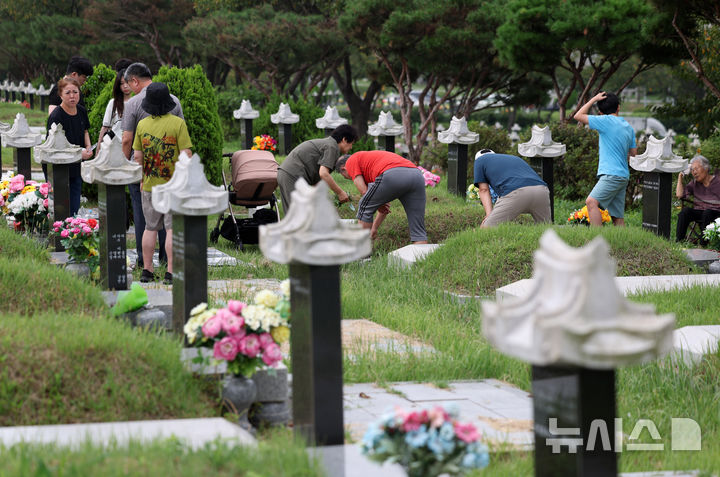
[242,119,254,150]
[447,143,468,197]
[13,147,31,180]
[379,135,395,153]
[316,106,347,138]
[234,100,259,151]
[530,157,555,221]
[49,163,70,252]
[172,215,208,335]
[98,184,128,290]
[279,124,293,156]
[532,366,617,477]
[289,263,344,445]
[369,112,403,154]
[641,171,673,239]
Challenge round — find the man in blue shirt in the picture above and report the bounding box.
[574,92,637,226]
[473,150,551,227]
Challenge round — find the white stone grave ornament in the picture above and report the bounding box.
[34,123,82,165]
[438,116,479,144]
[494,122,503,129]
[37,85,49,96]
[270,103,300,124]
[233,99,259,120]
[259,179,371,265]
[9,82,17,92]
[511,123,521,132]
[630,135,687,173]
[368,111,403,136]
[482,229,675,368]
[315,106,348,129]
[26,84,36,95]
[518,125,566,157]
[508,131,520,143]
[689,132,701,148]
[152,152,226,216]
[1,79,8,90]
[81,134,141,185]
[0,121,10,133]
[2,113,43,148]
[18,81,26,90]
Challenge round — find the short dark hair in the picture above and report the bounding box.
[124,62,152,81]
[336,154,351,171]
[597,93,620,115]
[330,124,358,144]
[114,58,133,72]
[66,56,93,77]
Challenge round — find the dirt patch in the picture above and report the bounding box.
[477,416,533,433]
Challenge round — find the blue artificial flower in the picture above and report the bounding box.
[443,402,460,419]
[461,443,490,468]
[405,424,429,448]
[361,423,384,451]
[427,426,456,457]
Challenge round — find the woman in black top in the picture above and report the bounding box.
[46,77,93,216]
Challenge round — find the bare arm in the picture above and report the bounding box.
[181,149,192,157]
[48,104,57,115]
[629,147,637,157]
[81,131,93,160]
[676,172,686,199]
[319,165,349,202]
[478,183,493,222]
[574,92,607,125]
[370,210,388,240]
[133,149,143,166]
[97,126,109,150]
[352,175,368,195]
[122,130,134,160]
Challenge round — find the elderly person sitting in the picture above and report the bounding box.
[676,155,720,242]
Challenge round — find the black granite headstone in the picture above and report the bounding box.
[530,156,555,222]
[242,118,254,151]
[323,128,334,138]
[29,93,35,109]
[4,90,8,102]
[532,365,617,477]
[447,143,468,197]
[279,124,293,156]
[40,95,46,111]
[379,135,395,153]
[98,183,128,290]
[49,163,70,252]
[172,215,208,335]
[13,147,31,181]
[641,171,672,239]
[289,263,344,447]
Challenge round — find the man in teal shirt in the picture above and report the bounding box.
[574,92,637,226]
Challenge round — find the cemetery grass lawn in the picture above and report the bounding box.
[0,430,324,476]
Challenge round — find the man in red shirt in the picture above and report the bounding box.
[336,150,428,243]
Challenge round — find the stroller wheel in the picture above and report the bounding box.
[234,235,244,251]
[210,228,220,244]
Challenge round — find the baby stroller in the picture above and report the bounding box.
[209,150,280,250]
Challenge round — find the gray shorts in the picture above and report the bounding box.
[357,167,427,242]
[141,190,172,231]
[589,174,628,218]
[484,185,551,227]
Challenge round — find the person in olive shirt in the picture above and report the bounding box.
[276,124,358,213]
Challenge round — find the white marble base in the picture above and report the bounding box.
[672,325,720,366]
[388,244,442,268]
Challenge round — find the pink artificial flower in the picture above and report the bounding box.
[222,311,245,335]
[65,217,73,223]
[227,300,246,315]
[82,226,92,234]
[71,219,82,226]
[60,230,69,238]
[427,406,449,428]
[39,183,50,197]
[9,176,24,193]
[261,342,283,366]
[53,221,62,229]
[238,334,261,358]
[231,327,247,344]
[43,199,49,208]
[258,332,275,349]
[201,316,223,338]
[402,410,428,432]
[213,336,239,361]
[454,422,480,443]
[0,196,4,207]
[71,227,81,235]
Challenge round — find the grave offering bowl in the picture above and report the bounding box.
[517,125,566,157]
[630,135,687,173]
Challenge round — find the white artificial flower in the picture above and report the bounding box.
[280,279,290,298]
[255,289,280,308]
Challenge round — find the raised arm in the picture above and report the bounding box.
[574,92,607,125]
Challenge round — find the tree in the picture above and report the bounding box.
[495,0,687,121]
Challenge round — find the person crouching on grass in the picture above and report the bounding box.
[132,82,192,284]
[336,150,428,244]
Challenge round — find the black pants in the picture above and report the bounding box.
[676,208,720,242]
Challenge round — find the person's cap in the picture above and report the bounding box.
[475,149,495,160]
[141,82,176,117]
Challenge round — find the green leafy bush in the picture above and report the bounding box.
[253,94,324,150]
[155,65,224,185]
[700,132,720,171]
[350,134,376,153]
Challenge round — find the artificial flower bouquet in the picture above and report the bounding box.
[466,184,480,201]
[51,217,100,274]
[1,172,51,234]
[184,280,291,377]
[567,205,611,225]
[251,134,277,152]
[362,404,489,477]
[418,166,441,187]
[704,218,720,249]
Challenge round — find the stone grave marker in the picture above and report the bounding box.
[483,230,675,477]
[233,99,260,150]
[81,134,141,290]
[36,84,49,111]
[368,111,403,153]
[9,81,17,102]
[271,103,299,156]
[1,79,9,102]
[438,116,479,197]
[630,135,687,239]
[260,178,370,453]
[316,105,348,137]
[3,112,42,181]
[152,152,226,335]
[34,123,80,251]
[25,83,37,109]
[518,125,566,222]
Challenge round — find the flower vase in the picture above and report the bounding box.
[222,374,257,432]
